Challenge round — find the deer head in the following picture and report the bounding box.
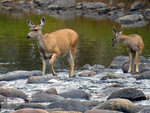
[26,17,45,40]
[112,26,123,47]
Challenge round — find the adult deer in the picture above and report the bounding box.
[26,17,78,78]
[112,26,144,74]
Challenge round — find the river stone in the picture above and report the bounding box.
[136,71,150,80]
[83,2,107,9]
[77,70,96,77]
[27,76,51,83]
[122,62,150,73]
[48,99,89,112]
[100,74,124,80]
[49,111,82,113]
[109,56,129,69]
[139,107,150,113]
[59,89,90,100]
[130,1,145,11]
[34,0,54,8]
[115,14,148,27]
[44,88,58,95]
[85,109,123,113]
[30,92,64,102]
[107,88,147,101]
[83,100,102,110]
[0,95,5,103]
[11,108,48,113]
[143,9,150,20]
[89,64,105,73]
[16,1,33,10]
[0,88,28,101]
[0,70,42,81]
[94,98,137,113]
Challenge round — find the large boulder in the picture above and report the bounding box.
[0,88,28,101]
[107,88,147,101]
[115,14,149,27]
[130,1,145,11]
[94,98,137,113]
[59,89,90,100]
[48,99,89,112]
[11,108,48,113]
[0,70,42,81]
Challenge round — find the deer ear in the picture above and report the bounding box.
[40,17,45,26]
[27,20,34,27]
[113,26,116,34]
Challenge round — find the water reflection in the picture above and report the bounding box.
[0,11,150,74]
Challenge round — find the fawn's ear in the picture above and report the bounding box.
[119,25,123,34]
[113,26,116,34]
[27,20,34,27]
[40,17,45,26]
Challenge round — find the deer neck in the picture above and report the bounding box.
[36,33,45,50]
[119,34,129,46]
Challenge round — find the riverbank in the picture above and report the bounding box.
[0,0,150,27]
[1,56,150,113]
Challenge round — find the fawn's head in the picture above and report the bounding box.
[112,26,123,47]
[26,17,45,40]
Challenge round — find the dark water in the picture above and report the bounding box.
[0,11,150,74]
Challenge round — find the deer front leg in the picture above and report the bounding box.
[135,51,140,73]
[42,58,46,76]
[128,52,132,73]
[69,52,75,78]
[49,53,57,76]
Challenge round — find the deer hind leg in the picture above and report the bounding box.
[135,51,140,73]
[128,52,132,73]
[131,52,136,74]
[69,47,76,78]
[42,59,46,76]
[49,53,58,76]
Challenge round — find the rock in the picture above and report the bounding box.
[100,74,124,80]
[49,111,82,113]
[85,109,123,113]
[30,92,64,102]
[107,88,147,101]
[0,95,5,103]
[16,1,33,10]
[82,64,92,70]
[143,8,150,20]
[139,107,150,113]
[0,88,28,101]
[109,56,129,69]
[136,71,150,80]
[48,0,76,10]
[83,100,101,110]
[59,89,90,100]
[44,88,58,95]
[94,98,137,113]
[27,76,51,83]
[122,62,150,73]
[83,2,107,9]
[131,1,145,11]
[115,14,149,27]
[11,108,48,113]
[89,64,105,73]
[77,70,96,77]
[48,99,89,112]
[0,70,42,81]
[15,103,46,110]
[34,0,54,8]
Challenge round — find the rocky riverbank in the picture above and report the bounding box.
[0,56,150,113]
[0,0,150,27]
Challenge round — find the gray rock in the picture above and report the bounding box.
[139,107,150,113]
[15,103,47,110]
[85,109,123,113]
[0,95,5,103]
[131,1,145,11]
[27,76,51,84]
[16,1,33,9]
[101,74,124,80]
[0,70,42,81]
[0,88,28,101]
[59,89,90,100]
[34,0,54,8]
[107,88,147,101]
[94,98,137,113]
[44,88,58,95]
[90,64,105,73]
[136,71,150,80]
[30,92,64,102]
[83,100,101,110]
[83,2,107,9]
[48,99,89,112]
[77,70,96,77]
[143,8,150,20]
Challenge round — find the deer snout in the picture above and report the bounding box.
[26,35,31,39]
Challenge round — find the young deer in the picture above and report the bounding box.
[26,17,78,78]
[112,26,144,74]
